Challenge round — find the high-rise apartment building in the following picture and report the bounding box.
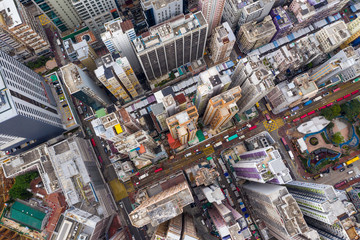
[289,0,349,32]
[0,0,50,56]
[64,39,98,71]
[101,18,141,74]
[209,22,235,64]
[166,214,183,239]
[237,15,276,53]
[237,0,275,26]
[182,214,199,240]
[203,86,241,130]
[29,0,82,32]
[118,107,142,133]
[315,21,350,54]
[231,58,275,113]
[91,112,129,143]
[310,46,360,86]
[129,181,194,227]
[141,0,183,26]
[222,0,245,31]
[132,12,208,82]
[270,7,293,41]
[95,54,142,103]
[61,63,111,110]
[151,103,169,131]
[286,181,354,240]
[194,66,231,115]
[166,106,199,145]
[198,0,225,35]
[233,146,292,184]
[72,0,119,43]
[0,50,64,154]
[242,182,320,240]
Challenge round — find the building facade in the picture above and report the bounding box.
[209,22,235,64]
[64,39,98,71]
[30,0,82,32]
[0,0,50,56]
[237,0,275,26]
[0,50,64,154]
[198,0,226,35]
[315,21,350,54]
[270,7,293,41]
[101,18,141,74]
[237,15,276,53]
[132,12,208,82]
[141,0,183,26]
[203,86,241,130]
[166,106,199,145]
[61,63,111,110]
[242,182,320,240]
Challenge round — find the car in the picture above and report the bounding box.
[60,47,64,52]
[349,177,354,181]
[347,164,354,168]
[62,104,68,108]
[348,170,354,174]
[59,99,65,103]
[54,32,58,37]
[356,174,360,178]
[340,168,345,172]
[196,151,202,155]
[104,147,108,154]
[84,106,87,112]
[79,101,83,106]
[321,169,330,174]
[284,115,289,119]
[323,92,330,97]
[67,117,73,121]
[194,149,199,152]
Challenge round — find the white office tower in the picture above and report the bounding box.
[141,0,183,25]
[230,57,275,114]
[101,18,141,74]
[233,146,292,184]
[286,181,356,240]
[242,182,320,240]
[237,0,275,26]
[0,50,64,154]
[72,0,119,42]
[132,12,208,82]
[194,66,231,115]
[61,63,111,110]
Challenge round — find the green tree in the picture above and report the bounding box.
[326,122,334,129]
[332,132,345,145]
[341,100,360,121]
[9,185,32,200]
[8,171,39,200]
[321,104,341,120]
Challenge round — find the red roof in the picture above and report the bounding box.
[120,20,134,32]
[174,93,186,104]
[139,144,146,154]
[167,133,182,149]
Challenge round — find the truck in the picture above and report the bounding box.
[303,100,313,106]
[313,174,323,180]
[214,141,223,149]
[56,39,61,46]
[333,163,346,170]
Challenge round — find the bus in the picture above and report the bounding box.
[314,96,323,102]
[336,97,343,102]
[91,138,96,147]
[291,106,300,112]
[307,110,316,116]
[334,180,348,189]
[333,87,341,93]
[352,89,359,95]
[345,156,359,166]
[214,141,223,149]
[303,100,313,106]
[281,137,290,151]
[226,134,238,142]
[249,125,257,131]
[266,103,272,111]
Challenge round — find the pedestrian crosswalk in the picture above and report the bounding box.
[263,118,284,132]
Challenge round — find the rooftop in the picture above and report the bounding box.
[0,0,22,29]
[297,116,330,134]
[60,63,83,94]
[132,12,206,52]
[9,200,47,231]
[241,15,276,40]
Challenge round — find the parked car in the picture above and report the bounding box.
[323,92,330,97]
[347,164,354,168]
[349,177,354,181]
[340,168,345,172]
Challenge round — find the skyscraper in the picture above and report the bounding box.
[166,106,199,145]
[230,58,275,114]
[203,86,241,130]
[132,12,208,82]
[237,0,275,26]
[242,182,320,240]
[0,0,50,56]
[64,39,99,71]
[141,0,183,26]
[286,181,355,240]
[101,18,141,74]
[0,50,64,154]
[198,0,226,35]
[194,66,231,115]
[61,63,111,110]
[29,0,82,32]
[72,0,119,42]
[209,22,236,64]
